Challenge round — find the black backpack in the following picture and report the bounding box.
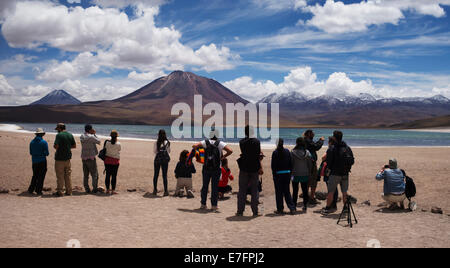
[402,170,416,199]
[155,142,171,165]
[338,145,355,174]
[204,140,221,171]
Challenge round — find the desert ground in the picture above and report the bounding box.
[0,130,449,248]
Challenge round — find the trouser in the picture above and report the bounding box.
[175,178,193,194]
[55,160,72,195]
[292,181,309,207]
[82,159,99,192]
[325,181,339,208]
[105,164,119,191]
[273,174,296,212]
[237,171,259,215]
[309,162,318,189]
[29,161,47,194]
[382,193,406,206]
[153,161,169,192]
[201,169,221,207]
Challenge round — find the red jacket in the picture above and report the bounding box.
[219,167,234,188]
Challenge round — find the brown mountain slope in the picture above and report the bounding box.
[0,71,250,125]
[390,115,450,129]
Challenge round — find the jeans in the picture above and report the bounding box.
[105,164,119,191]
[273,174,296,212]
[153,161,169,192]
[292,181,309,207]
[201,168,221,207]
[237,171,259,215]
[82,159,98,192]
[29,161,47,194]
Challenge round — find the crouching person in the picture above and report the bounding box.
[376,158,406,210]
[174,150,196,198]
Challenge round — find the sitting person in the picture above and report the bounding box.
[174,150,196,198]
[376,158,406,209]
[218,159,234,199]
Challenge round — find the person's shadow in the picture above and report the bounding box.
[226,215,257,222]
[178,208,213,214]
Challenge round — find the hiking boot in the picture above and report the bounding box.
[53,192,64,197]
[235,212,244,217]
[302,206,307,213]
[164,191,169,197]
[321,207,334,215]
[309,198,320,205]
[289,209,296,215]
[152,190,158,196]
[212,206,219,213]
[200,205,207,210]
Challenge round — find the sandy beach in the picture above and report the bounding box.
[0,130,449,248]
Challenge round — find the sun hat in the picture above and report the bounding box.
[35,128,45,135]
[55,123,66,130]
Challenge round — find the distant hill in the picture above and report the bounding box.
[259,93,450,128]
[0,71,249,125]
[0,72,449,128]
[390,115,450,129]
[31,90,81,106]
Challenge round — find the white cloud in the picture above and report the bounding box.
[224,66,450,103]
[0,0,16,21]
[0,74,15,95]
[303,0,450,33]
[1,1,237,82]
[252,0,307,11]
[128,70,166,81]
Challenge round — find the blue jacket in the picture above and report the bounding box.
[30,136,49,164]
[376,168,405,194]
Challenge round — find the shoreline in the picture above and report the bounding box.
[1,123,450,148]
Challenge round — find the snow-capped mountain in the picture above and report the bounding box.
[30,90,82,106]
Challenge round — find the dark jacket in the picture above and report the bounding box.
[175,162,196,179]
[305,137,324,162]
[326,141,352,176]
[239,137,262,173]
[271,148,292,176]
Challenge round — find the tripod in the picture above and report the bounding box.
[337,198,358,228]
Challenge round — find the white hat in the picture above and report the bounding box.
[35,128,45,135]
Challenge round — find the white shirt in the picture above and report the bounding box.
[201,139,227,157]
[105,141,121,159]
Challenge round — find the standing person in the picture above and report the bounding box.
[271,139,296,215]
[174,150,196,198]
[54,123,76,197]
[153,129,171,196]
[236,125,263,217]
[218,159,234,200]
[303,130,324,205]
[80,124,101,194]
[319,137,339,210]
[105,130,121,195]
[322,131,354,214]
[291,137,313,212]
[193,129,233,212]
[28,128,49,195]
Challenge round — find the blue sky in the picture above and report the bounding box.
[0,0,449,105]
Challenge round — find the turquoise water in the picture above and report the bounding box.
[13,123,450,147]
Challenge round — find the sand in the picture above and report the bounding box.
[0,130,449,248]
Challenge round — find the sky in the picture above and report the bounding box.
[0,0,449,105]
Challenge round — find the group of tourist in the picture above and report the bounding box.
[28,123,412,216]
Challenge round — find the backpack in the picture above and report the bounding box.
[155,142,171,165]
[338,145,355,174]
[402,170,416,199]
[204,140,221,171]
